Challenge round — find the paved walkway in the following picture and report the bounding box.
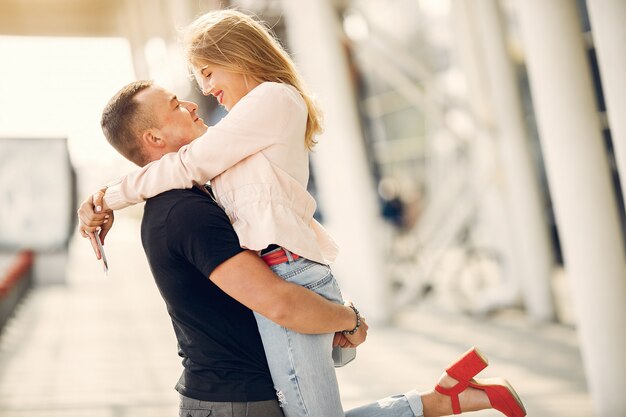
[0,217,594,416]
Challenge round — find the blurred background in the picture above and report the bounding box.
[1,0,625,416]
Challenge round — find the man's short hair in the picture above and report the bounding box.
[101,80,155,166]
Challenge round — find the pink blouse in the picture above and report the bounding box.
[104,82,338,264]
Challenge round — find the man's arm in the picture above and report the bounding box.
[167,195,366,344]
[210,250,362,337]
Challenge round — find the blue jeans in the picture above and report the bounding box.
[254,251,345,417]
[345,390,424,417]
[254,251,425,417]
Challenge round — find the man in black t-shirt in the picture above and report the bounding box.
[140,185,277,406]
[79,81,365,416]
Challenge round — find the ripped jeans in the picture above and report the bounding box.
[254,250,425,417]
[253,250,345,417]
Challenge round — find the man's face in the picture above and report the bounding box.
[135,85,208,153]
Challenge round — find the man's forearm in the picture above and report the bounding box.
[210,250,357,334]
[268,280,357,334]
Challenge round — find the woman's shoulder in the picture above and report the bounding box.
[254,81,298,94]
[251,82,306,109]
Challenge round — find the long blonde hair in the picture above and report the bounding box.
[182,9,322,149]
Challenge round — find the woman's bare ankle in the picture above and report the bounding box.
[426,373,492,415]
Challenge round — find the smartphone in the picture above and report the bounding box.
[94,231,109,276]
[332,346,356,367]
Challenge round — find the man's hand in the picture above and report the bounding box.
[332,313,369,348]
[333,332,355,348]
[342,315,368,347]
[77,188,114,259]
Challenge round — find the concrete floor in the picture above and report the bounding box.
[0,217,594,416]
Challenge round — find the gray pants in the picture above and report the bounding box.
[180,390,424,417]
[179,394,284,417]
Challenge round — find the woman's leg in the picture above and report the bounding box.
[343,380,491,417]
[421,382,490,416]
[255,313,344,417]
[344,364,507,417]
[254,256,345,417]
[345,390,424,417]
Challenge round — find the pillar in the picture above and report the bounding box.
[474,0,555,321]
[586,0,626,209]
[450,0,523,313]
[515,1,626,415]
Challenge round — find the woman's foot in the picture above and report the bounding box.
[426,347,526,416]
[432,372,492,415]
[468,378,526,417]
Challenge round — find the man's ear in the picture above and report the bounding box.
[140,129,166,151]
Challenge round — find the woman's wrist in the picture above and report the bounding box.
[96,186,111,212]
[342,301,361,335]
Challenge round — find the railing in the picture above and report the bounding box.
[0,251,34,333]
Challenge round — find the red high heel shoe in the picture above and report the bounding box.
[434,347,490,414]
[434,347,527,416]
[468,377,527,417]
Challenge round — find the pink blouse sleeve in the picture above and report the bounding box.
[104,83,301,210]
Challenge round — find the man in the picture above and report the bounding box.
[80,80,364,416]
[78,80,501,417]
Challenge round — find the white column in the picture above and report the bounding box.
[474,0,555,321]
[586,0,626,208]
[281,0,389,323]
[516,1,626,415]
[450,0,523,312]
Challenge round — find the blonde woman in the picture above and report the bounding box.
[79,10,525,417]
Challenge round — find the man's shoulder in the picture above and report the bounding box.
[144,188,224,226]
[145,188,215,210]
[141,187,243,276]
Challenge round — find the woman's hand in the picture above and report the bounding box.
[77,188,114,259]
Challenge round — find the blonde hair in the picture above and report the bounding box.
[182,9,322,149]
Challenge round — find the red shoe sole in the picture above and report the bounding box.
[470,377,527,417]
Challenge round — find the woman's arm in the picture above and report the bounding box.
[104,82,304,210]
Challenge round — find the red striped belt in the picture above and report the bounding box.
[261,248,300,266]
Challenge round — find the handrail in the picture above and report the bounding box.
[0,251,34,332]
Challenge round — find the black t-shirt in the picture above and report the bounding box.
[140,186,275,402]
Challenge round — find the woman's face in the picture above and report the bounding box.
[193,63,260,111]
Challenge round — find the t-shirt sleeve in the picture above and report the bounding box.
[103,82,303,210]
[165,197,245,278]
